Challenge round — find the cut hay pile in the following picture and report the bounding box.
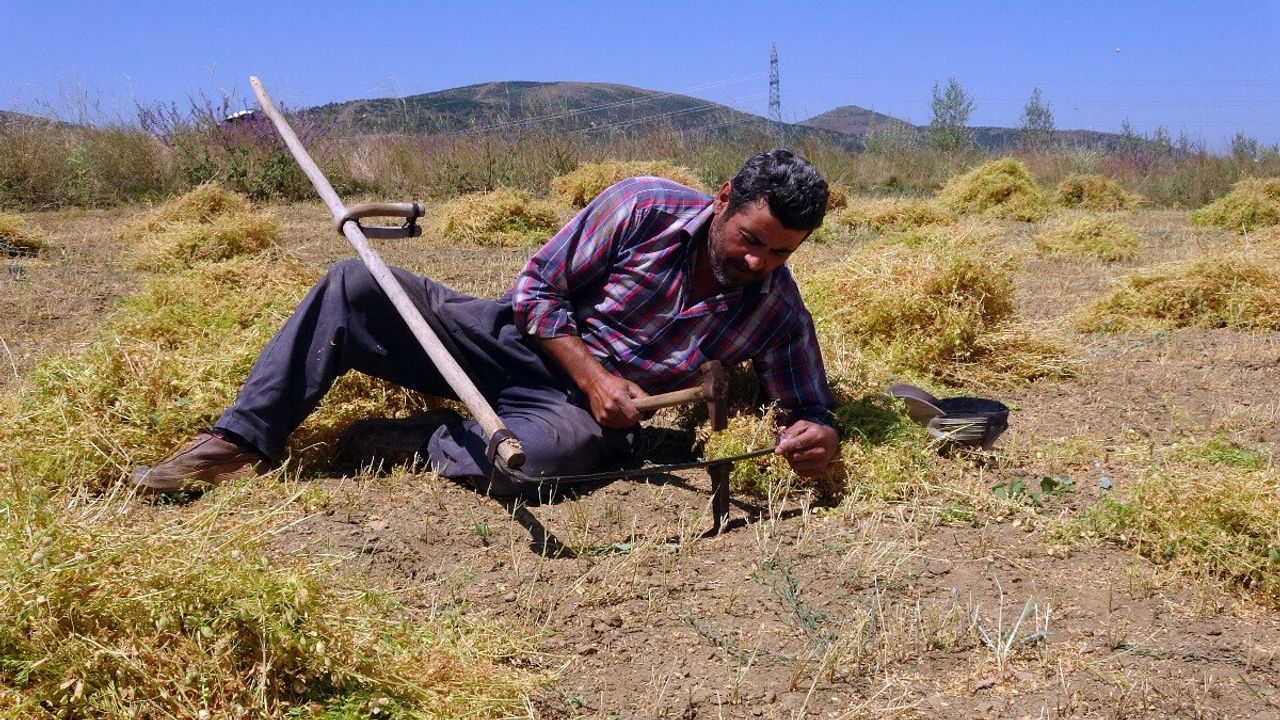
[1078,251,1280,332]
[1053,173,1140,211]
[0,255,440,491]
[880,217,1003,249]
[0,211,47,256]
[836,198,954,234]
[1189,177,1280,233]
[1033,215,1142,261]
[434,188,565,247]
[803,241,1075,385]
[1075,462,1280,603]
[551,160,708,207]
[119,183,279,270]
[0,484,542,716]
[825,183,850,210]
[936,158,1050,222]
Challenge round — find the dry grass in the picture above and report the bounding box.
[119,184,279,270]
[0,211,48,256]
[1033,215,1142,261]
[1189,177,1280,233]
[836,198,954,234]
[936,158,1050,222]
[803,241,1074,386]
[550,160,708,207]
[433,188,566,247]
[1078,249,1280,332]
[1053,173,1141,211]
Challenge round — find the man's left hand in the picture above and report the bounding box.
[774,420,839,478]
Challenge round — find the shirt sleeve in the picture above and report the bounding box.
[752,290,837,429]
[512,180,639,338]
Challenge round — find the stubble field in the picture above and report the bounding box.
[2,171,1279,719]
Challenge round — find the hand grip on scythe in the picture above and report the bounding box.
[247,76,525,470]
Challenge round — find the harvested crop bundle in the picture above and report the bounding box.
[434,187,565,247]
[119,183,278,270]
[1053,173,1140,211]
[804,241,1073,385]
[1079,251,1280,332]
[1190,177,1280,233]
[551,160,707,207]
[0,211,47,256]
[837,198,953,233]
[937,158,1050,222]
[1034,214,1142,261]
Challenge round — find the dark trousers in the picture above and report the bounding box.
[215,259,633,495]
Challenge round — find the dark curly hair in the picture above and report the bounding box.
[725,149,829,232]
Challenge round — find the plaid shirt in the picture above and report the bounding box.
[511,177,834,425]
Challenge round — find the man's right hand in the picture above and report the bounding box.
[537,335,648,428]
[582,372,647,428]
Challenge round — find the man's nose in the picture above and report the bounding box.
[744,253,765,271]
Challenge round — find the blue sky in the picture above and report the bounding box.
[3,1,1277,150]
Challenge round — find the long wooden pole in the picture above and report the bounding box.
[248,76,525,469]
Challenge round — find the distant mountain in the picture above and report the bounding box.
[799,105,1133,152]
[306,81,861,149]
[799,106,915,137]
[304,81,1137,154]
[0,109,66,128]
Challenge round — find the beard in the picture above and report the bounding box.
[707,224,763,289]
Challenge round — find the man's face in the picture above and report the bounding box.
[707,182,809,289]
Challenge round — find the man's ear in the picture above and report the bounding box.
[712,181,731,213]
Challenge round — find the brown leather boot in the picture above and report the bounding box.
[131,433,268,495]
[336,409,462,470]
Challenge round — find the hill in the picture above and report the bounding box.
[306,81,861,149]
[798,105,915,137]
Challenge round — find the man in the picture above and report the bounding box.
[132,149,840,497]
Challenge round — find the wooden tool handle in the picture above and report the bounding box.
[631,386,707,412]
[250,76,524,470]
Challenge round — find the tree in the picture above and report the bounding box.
[1118,118,1143,155]
[1151,125,1173,156]
[1230,132,1259,163]
[1019,87,1055,149]
[863,120,922,155]
[927,78,974,151]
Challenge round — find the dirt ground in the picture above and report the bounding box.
[5,203,1279,719]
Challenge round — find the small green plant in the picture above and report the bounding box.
[992,475,1074,505]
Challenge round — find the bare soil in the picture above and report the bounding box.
[7,203,1280,718]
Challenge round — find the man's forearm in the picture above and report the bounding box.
[537,335,610,392]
